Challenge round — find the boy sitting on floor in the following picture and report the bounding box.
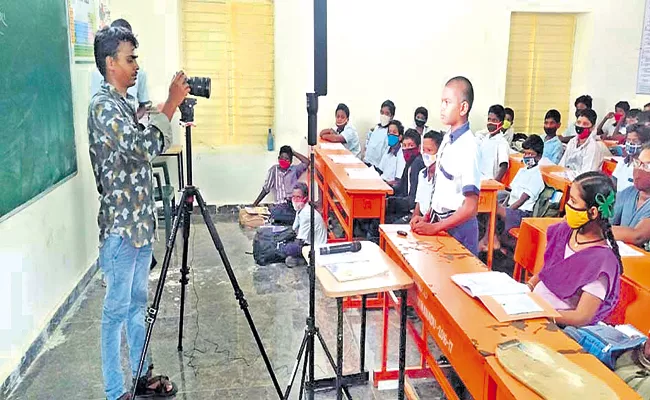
[282,183,327,267]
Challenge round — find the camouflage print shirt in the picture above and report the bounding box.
[88,82,172,248]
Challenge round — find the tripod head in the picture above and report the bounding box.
[179,98,197,124]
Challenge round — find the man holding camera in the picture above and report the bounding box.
[89,26,189,400]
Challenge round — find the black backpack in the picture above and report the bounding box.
[252,226,297,265]
[532,185,563,218]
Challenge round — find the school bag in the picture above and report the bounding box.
[531,185,562,218]
[252,225,297,265]
[614,345,650,399]
[563,324,647,370]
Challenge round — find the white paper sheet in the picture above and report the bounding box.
[345,168,380,180]
[329,154,363,164]
[616,241,645,257]
[451,271,530,297]
[324,261,388,282]
[320,143,345,150]
[550,170,576,181]
[491,293,543,316]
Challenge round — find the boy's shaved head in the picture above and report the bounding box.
[445,76,474,112]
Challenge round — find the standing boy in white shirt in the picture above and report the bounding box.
[478,104,510,182]
[560,109,605,176]
[411,76,481,255]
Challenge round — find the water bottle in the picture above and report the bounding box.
[267,128,274,151]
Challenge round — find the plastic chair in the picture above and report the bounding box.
[153,162,175,241]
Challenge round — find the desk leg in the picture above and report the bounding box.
[380,288,389,373]
[337,297,344,400]
[398,290,407,400]
[360,294,367,373]
[487,199,497,270]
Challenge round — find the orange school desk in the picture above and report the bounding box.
[503,153,524,188]
[514,217,650,333]
[479,179,506,269]
[539,165,572,212]
[602,158,618,176]
[314,146,393,242]
[374,225,640,400]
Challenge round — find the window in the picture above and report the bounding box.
[182,0,274,147]
[505,13,576,134]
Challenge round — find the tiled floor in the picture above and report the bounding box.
[6,216,469,400]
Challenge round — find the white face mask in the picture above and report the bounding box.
[422,153,436,168]
[379,114,391,127]
[292,200,305,211]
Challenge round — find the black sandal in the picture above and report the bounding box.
[134,365,178,398]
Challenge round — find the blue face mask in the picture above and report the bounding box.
[523,156,538,168]
[387,135,399,147]
[626,142,642,156]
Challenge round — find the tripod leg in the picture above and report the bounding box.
[297,342,309,400]
[193,190,283,399]
[131,189,188,398]
[284,331,309,399]
[177,197,192,351]
[314,329,352,400]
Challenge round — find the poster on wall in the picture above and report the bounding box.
[68,0,111,62]
[637,0,650,94]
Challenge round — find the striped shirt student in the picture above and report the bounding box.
[253,145,309,206]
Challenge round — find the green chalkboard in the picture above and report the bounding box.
[0,0,77,219]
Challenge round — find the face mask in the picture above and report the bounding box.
[565,203,591,229]
[336,118,348,130]
[626,142,642,156]
[415,118,427,128]
[523,156,538,168]
[502,120,512,130]
[380,114,391,127]
[387,135,399,147]
[402,148,420,164]
[422,153,436,168]
[575,126,591,140]
[279,159,291,170]
[633,168,650,191]
[614,113,625,123]
[544,127,558,137]
[292,199,306,211]
[487,122,503,134]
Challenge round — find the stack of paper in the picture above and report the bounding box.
[244,206,270,215]
[320,143,346,150]
[329,154,363,164]
[345,168,380,180]
[324,260,388,282]
[451,271,529,297]
[616,241,645,257]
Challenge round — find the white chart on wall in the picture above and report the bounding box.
[637,0,650,94]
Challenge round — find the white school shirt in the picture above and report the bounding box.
[364,125,389,167]
[559,137,605,176]
[478,132,510,180]
[334,124,361,157]
[612,160,635,192]
[502,127,515,144]
[429,122,481,213]
[293,204,327,245]
[602,119,619,137]
[378,147,406,181]
[508,165,545,212]
[90,69,149,110]
[415,167,434,213]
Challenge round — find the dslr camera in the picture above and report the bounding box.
[186,76,211,99]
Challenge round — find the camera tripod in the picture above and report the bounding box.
[131,98,282,399]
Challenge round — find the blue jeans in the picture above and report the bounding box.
[100,235,152,400]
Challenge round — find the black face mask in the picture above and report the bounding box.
[544,127,558,136]
[415,118,427,128]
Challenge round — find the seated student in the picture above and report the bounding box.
[526,172,622,327]
[503,107,515,144]
[409,131,445,223]
[559,109,605,176]
[377,120,406,184]
[319,103,361,157]
[410,106,431,138]
[597,101,630,139]
[364,100,395,168]
[612,124,650,192]
[253,145,309,223]
[612,144,650,250]
[478,104,510,182]
[543,109,565,164]
[561,95,593,144]
[480,135,545,252]
[386,129,426,223]
[621,108,641,135]
[281,183,327,267]
[411,76,482,255]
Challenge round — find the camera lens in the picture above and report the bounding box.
[187,77,211,99]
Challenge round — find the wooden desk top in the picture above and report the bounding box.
[162,144,183,156]
[315,147,393,195]
[481,179,506,191]
[379,224,583,356]
[485,354,641,399]
[303,241,413,298]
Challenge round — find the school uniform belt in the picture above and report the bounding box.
[428,209,455,223]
